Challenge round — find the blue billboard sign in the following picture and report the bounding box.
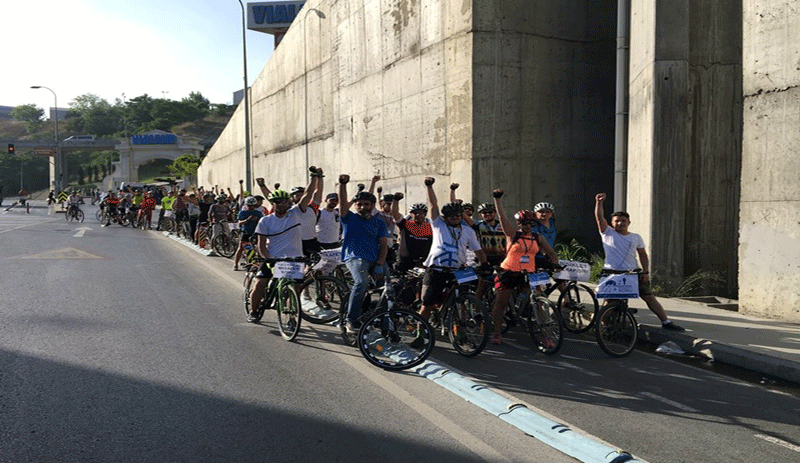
[247,1,305,32]
[131,134,178,145]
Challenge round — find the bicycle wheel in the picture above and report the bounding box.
[276,283,302,341]
[76,209,84,222]
[528,296,564,355]
[65,209,73,221]
[95,209,103,221]
[358,309,435,371]
[340,290,378,347]
[595,305,638,357]
[445,293,489,357]
[102,212,111,227]
[212,234,236,258]
[299,275,347,324]
[558,283,599,333]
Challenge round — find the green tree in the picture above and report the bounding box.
[11,104,44,134]
[181,91,210,120]
[169,154,201,178]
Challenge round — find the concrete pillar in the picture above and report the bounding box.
[740,1,800,321]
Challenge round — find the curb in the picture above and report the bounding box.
[638,325,800,384]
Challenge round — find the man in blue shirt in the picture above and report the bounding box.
[233,196,264,270]
[338,174,390,334]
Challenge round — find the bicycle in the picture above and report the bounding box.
[244,256,309,341]
[357,271,435,370]
[492,269,565,355]
[65,205,84,222]
[297,252,349,325]
[594,269,642,357]
[211,221,238,258]
[424,266,491,358]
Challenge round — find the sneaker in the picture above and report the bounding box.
[345,321,360,335]
[247,311,260,323]
[409,335,425,349]
[232,264,239,271]
[489,333,503,345]
[662,321,685,331]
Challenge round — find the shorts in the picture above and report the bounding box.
[256,262,274,279]
[494,270,528,291]
[421,268,456,306]
[240,232,255,243]
[395,256,425,275]
[302,238,321,257]
[486,254,505,267]
[319,241,341,250]
[174,210,188,222]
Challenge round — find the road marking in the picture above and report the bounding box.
[555,361,602,377]
[73,226,92,237]
[640,392,698,412]
[754,434,800,453]
[9,247,105,260]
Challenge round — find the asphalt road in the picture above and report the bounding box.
[1,203,799,462]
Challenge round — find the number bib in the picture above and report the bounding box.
[596,274,640,299]
[528,272,551,288]
[272,261,305,280]
[453,268,478,284]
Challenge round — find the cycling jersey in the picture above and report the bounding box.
[473,220,506,262]
[424,216,481,268]
[161,196,176,210]
[499,233,540,273]
[396,217,433,261]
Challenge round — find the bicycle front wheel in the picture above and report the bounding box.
[299,276,346,324]
[558,283,599,333]
[445,293,489,357]
[76,209,84,222]
[595,305,638,357]
[358,309,434,371]
[212,235,236,258]
[277,283,302,341]
[528,296,564,355]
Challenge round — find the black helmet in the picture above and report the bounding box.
[477,202,495,213]
[290,186,305,195]
[440,202,463,217]
[352,191,377,204]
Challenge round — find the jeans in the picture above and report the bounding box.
[344,258,386,324]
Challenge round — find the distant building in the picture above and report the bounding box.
[233,89,244,106]
[0,106,13,121]
[48,107,70,121]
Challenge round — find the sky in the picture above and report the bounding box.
[3,0,277,112]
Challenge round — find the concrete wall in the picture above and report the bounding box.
[199,0,617,245]
[628,0,742,295]
[740,1,800,321]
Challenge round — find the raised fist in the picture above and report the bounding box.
[377,186,383,194]
[339,174,350,184]
[309,166,318,173]
[372,175,381,182]
[357,183,365,192]
[274,183,280,189]
[424,177,435,187]
[596,193,606,202]
[450,183,459,190]
[394,192,404,200]
[492,189,504,199]
[239,179,244,184]
[256,177,265,186]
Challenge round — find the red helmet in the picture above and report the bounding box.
[514,210,536,222]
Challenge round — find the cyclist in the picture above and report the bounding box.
[172,189,189,235]
[418,177,490,324]
[233,196,264,271]
[489,189,560,345]
[594,193,685,331]
[338,174,391,335]
[248,188,314,323]
[139,190,157,229]
[158,190,176,230]
[102,191,121,226]
[390,194,433,274]
[208,195,233,244]
[290,169,322,257]
[66,191,81,218]
[316,192,341,249]
[472,201,506,299]
[532,202,558,269]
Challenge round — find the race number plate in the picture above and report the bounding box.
[528,272,551,288]
[596,274,640,299]
[454,268,478,284]
[273,261,306,280]
[553,260,591,282]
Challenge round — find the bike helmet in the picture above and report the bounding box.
[290,186,305,195]
[477,202,495,213]
[514,210,536,222]
[440,202,464,217]
[244,196,258,206]
[462,203,474,211]
[409,203,428,213]
[352,191,377,204]
[216,195,226,203]
[534,202,554,213]
[268,189,291,202]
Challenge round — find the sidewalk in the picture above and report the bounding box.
[630,295,800,384]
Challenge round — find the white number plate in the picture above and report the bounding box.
[596,274,640,299]
[528,272,551,288]
[552,260,591,282]
[454,268,478,284]
[273,261,306,280]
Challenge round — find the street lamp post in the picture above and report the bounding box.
[238,0,252,193]
[303,8,325,182]
[31,85,61,191]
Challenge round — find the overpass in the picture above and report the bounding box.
[2,130,203,190]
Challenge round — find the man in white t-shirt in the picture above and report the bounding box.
[247,187,314,322]
[290,167,323,256]
[419,177,489,322]
[595,193,684,331]
[316,192,341,248]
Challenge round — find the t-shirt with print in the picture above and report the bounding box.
[237,208,264,235]
[254,207,303,258]
[316,207,341,244]
[600,227,645,271]
[341,211,391,263]
[424,216,482,268]
[473,220,506,261]
[396,217,433,261]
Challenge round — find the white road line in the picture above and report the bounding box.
[555,361,602,377]
[754,434,800,453]
[640,392,698,413]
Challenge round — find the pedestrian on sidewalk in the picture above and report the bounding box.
[594,193,685,331]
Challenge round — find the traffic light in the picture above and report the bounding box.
[7,143,14,154]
